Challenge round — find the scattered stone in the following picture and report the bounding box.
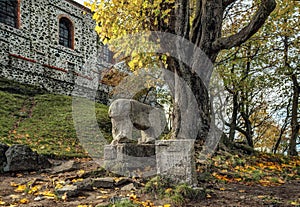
[0,143,9,171]
[95,202,111,207]
[56,185,78,197]
[76,178,93,191]
[38,154,52,169]
[34,196,44,201]
[92,177,114,188]
[81,168,106,179]
[3,145,51,172]
[120,183,135,191]
[114,177,131,187]
[52,160,80,174]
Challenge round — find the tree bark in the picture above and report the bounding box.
[229,91,239,142]
[168,0,276,142]
[289,74,299,156]
[273,98,291,154]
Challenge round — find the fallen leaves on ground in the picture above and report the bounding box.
[204,152,300,186]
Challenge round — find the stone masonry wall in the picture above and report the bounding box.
[0,0,111,104]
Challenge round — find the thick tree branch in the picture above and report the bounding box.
[190,0,202,44]
[212,0,276,51]
[175,0,190,39]
[225,121,247,137]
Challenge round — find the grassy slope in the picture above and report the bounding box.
[0,78,112,158]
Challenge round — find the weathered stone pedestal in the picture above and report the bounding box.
[104,144,156,177]
[104,140,197,185]
[156,140,197,185]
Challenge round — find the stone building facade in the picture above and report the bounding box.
[0,0,113,103]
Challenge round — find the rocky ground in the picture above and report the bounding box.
[0,158,299,207]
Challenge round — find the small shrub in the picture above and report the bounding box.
[174,184,206,201]
[170,194,185,206]
[144,176,173,196]
[110,199,139,207]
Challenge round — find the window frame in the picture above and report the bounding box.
[58,16,74,49]
[0,0,20,28]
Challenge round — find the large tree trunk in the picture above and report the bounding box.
[167,58,210,141]
[167,0,276,142]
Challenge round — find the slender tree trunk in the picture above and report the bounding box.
[288,74,299,156]
[240,110,254,148]
[283,33,299,156]
[229,91,239,142]
[273,98,291,154]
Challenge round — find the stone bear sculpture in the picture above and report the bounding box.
[108,99,166,145]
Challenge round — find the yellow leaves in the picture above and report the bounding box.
[128,193,137,199]
[10,182,18,187]
[277,178,285,184]
[55,180,66,189]
[124,193,170,207]
[72,178,83,183]
[77,169,85,177]
[212,172,231,182]
[206,194,212,198]
[234,178,242,182]
[77,205,92,207]
[212,152,300,187]
[84,0,174,69]
[95,25,102,34]
[96,195,109,199]
[90,3,96,12]
[61,192,68,201]
[128,60,136,69]
[28,185,42,194]
[14,185,26,193]
[140,200,155,207]
[258,179,271,186]
[39,191,56,199]
[83,1,89,7]
[165,188,173,194]
[290,200,300,206]
[19,198,29,204]
[0,199,5,205]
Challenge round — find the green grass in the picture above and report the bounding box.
[0,78,112,158]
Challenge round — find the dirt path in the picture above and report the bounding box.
[193,180,300,206]
[0,160,299,207]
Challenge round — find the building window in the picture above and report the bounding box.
[59,17,73,49]
[0,0,19,28]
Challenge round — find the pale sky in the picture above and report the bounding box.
[74,0,85,5]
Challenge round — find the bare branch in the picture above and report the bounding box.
[222,0,238,9]
[212,0,276,51]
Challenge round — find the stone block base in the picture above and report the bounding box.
[104,144,156,177]
[156,140,197,185]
